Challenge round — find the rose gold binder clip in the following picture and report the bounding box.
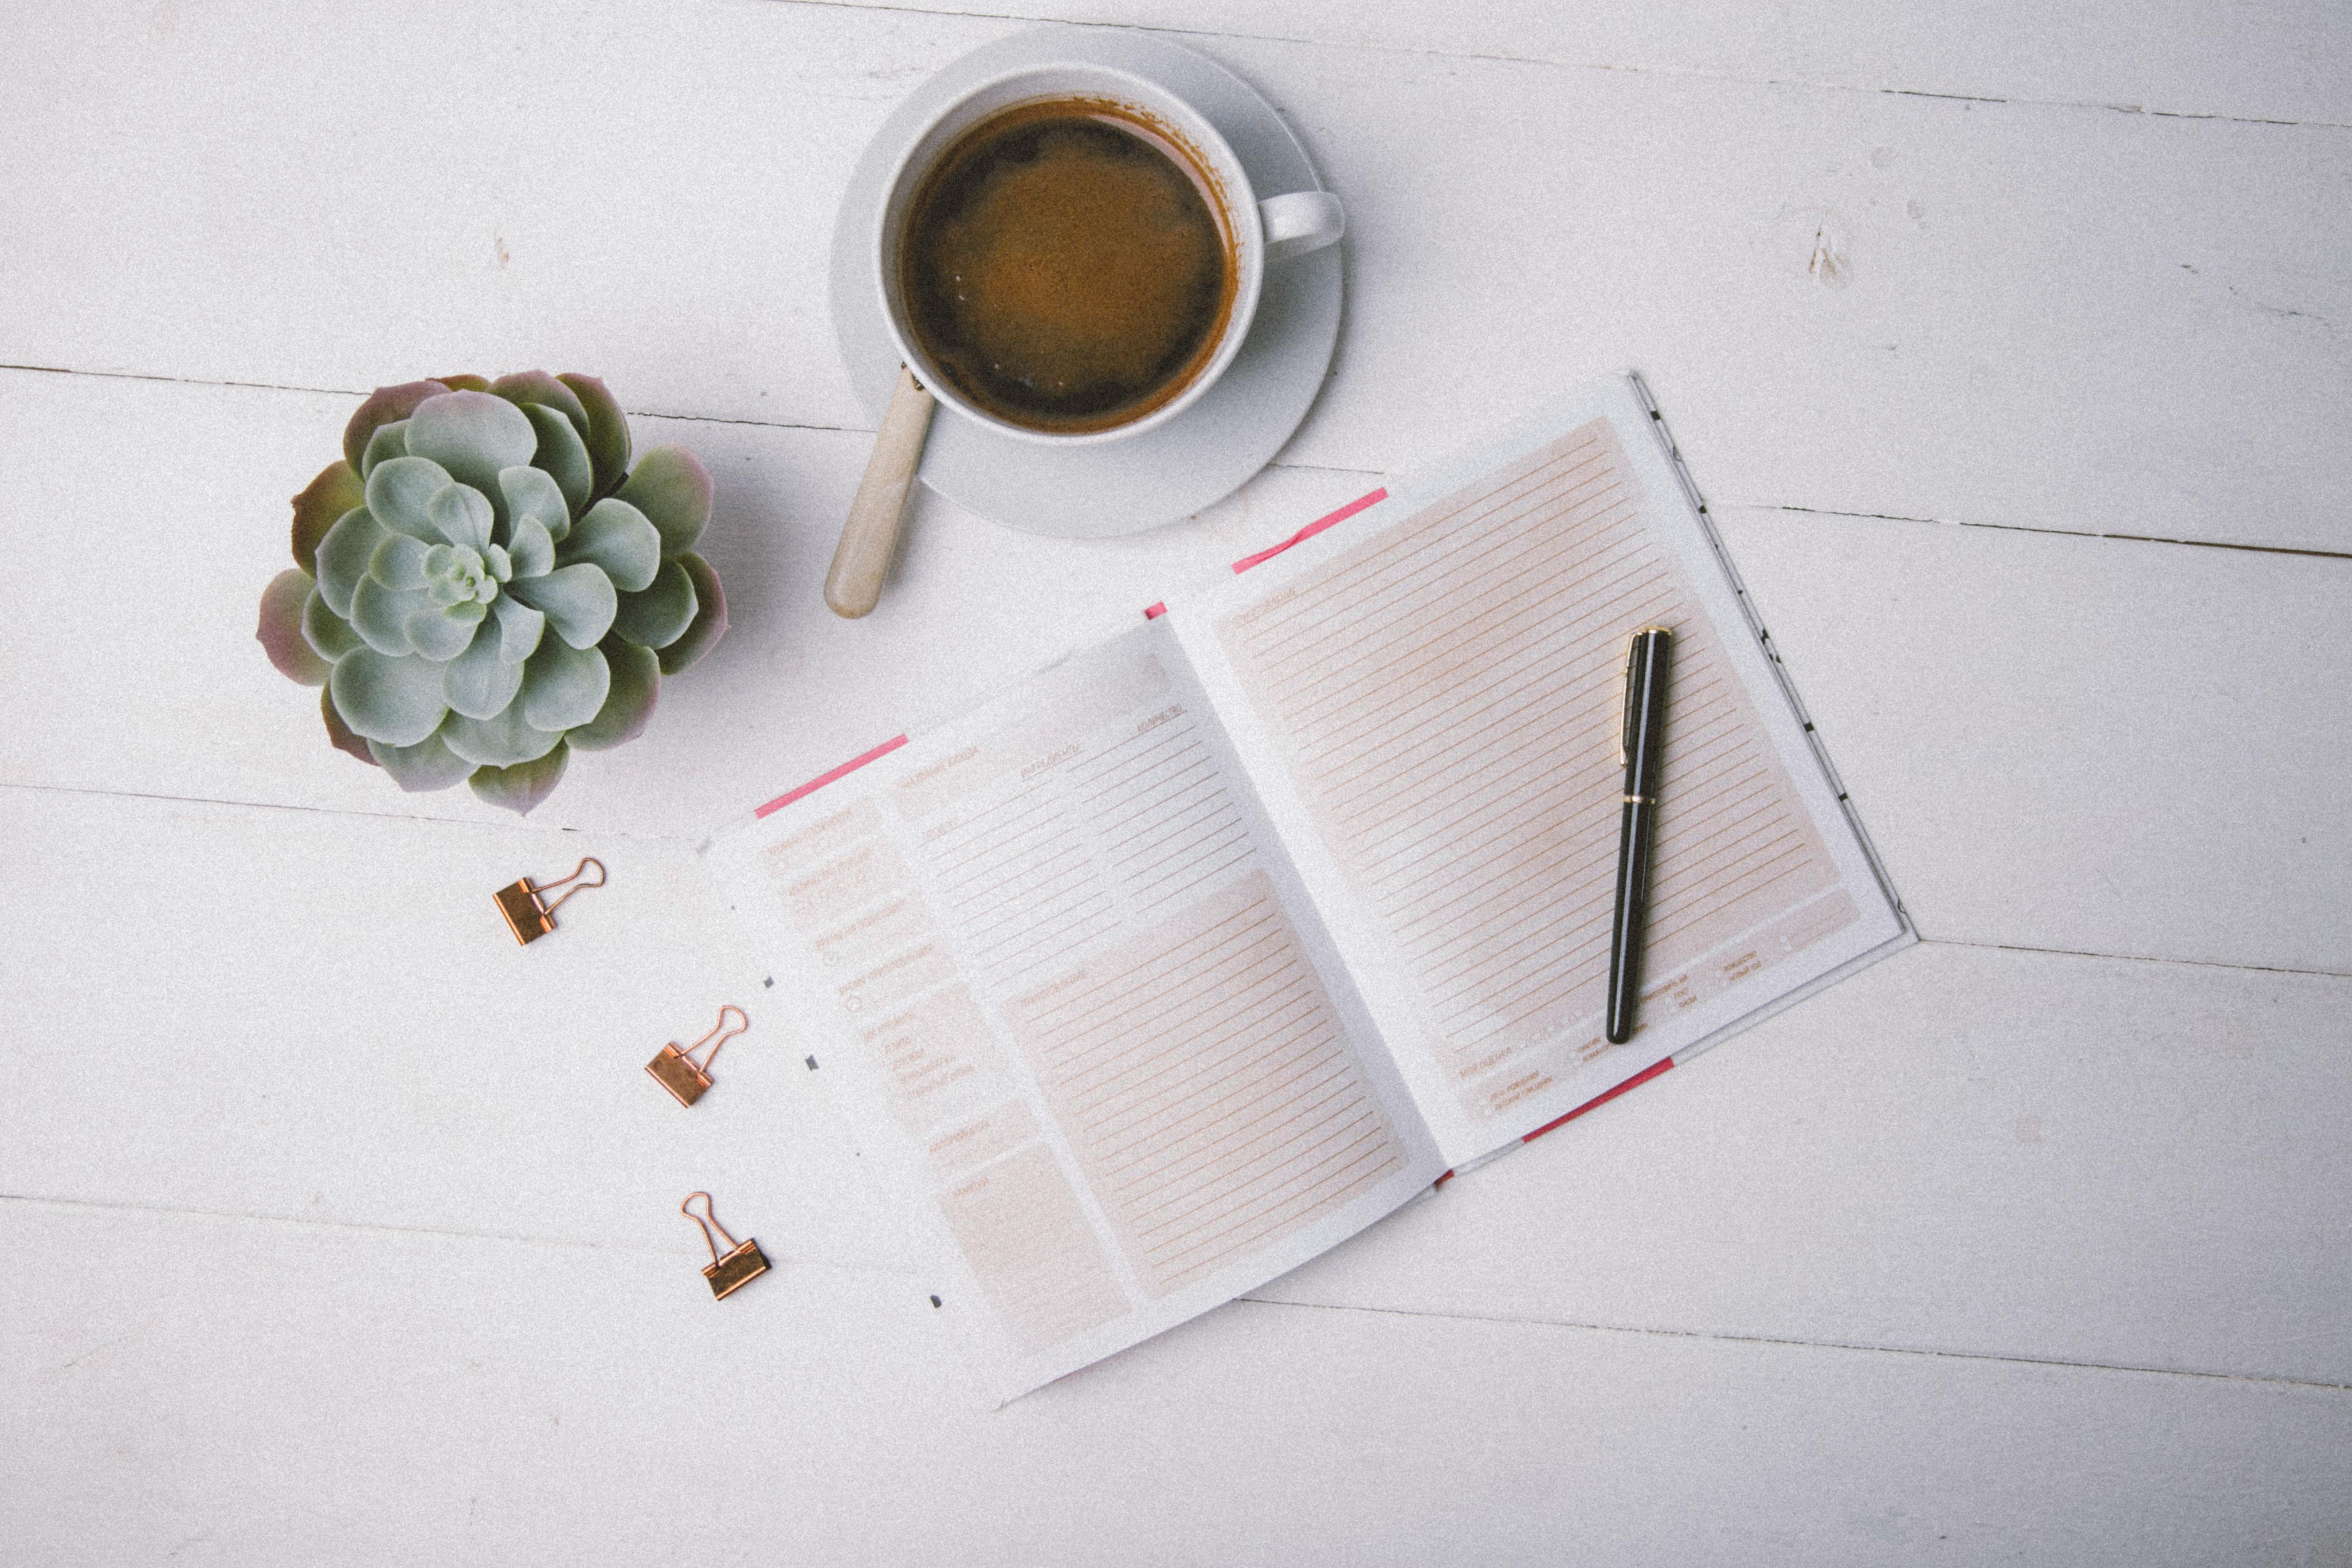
[681,1191,769,1300]
[492,856,605,945]
[647,1005,748,1108]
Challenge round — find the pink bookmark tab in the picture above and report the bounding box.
[1520,1056,1673,1144]
[754,735,909,818]
[1230,487,1388,574]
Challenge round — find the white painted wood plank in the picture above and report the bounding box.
[7,788,2347,1386]
[1713,505,2352,975]
[6,1198,2349,1566]
[1259,939,2352,1389]
[0,788,914,1272]
[5,370,2341,973]
[3,5,2346,551]
[812,0,2352,126]
[0,369,1366,838]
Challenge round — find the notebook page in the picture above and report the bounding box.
[709,618,1442,1400]
[1173,378,1907,1166]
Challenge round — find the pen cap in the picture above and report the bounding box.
[1623,628,1673,798]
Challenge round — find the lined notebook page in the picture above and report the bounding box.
[714,618,1440,1398]
[1176,386,1906,1164]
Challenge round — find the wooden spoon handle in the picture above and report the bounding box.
[825,366,936,619]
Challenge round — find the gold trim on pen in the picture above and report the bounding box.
[1622,793,1655,805]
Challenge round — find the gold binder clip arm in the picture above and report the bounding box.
[492,856,606,945]
[647,1005,749,1107]
[681,1191,769,1300]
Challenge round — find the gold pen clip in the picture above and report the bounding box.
[1618,626,1676,768]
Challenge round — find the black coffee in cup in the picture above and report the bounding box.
[898,97,1238,435]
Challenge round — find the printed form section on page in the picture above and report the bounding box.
[735,620,1438,1389]
[1191,413,1865,1158]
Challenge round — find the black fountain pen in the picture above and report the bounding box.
[1606,626,1674,1045]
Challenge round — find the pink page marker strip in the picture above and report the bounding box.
[1139,489,1392,620]
[1520,1057,1674,1144]
[1230,487,1389,574]
[755,735,909,818]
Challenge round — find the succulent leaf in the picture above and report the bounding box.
[370,531,431,592]
[342,380,449,473]
[559,497,661,593]
[491,371,591,438]
[468,742,569,815]
[573,640,660,751]
[558,373,630,498]
[658,551,729,675]
[303,586,364,663]
[522,402,594,519]
[438,703,563,767]
[366,454,456,542]
[522,636,610,731]
[331,646,450,746]
[509,562,617,649]
[611,558,698,649]
[426,482,495,552]
[258,568,332,686]
[361,420,409,478]
[351,574,433,654]
[367,732,475,792]
[498,465,571,544]
[492,595,545,665]
[292,461,366,576]
[405,603,480,661]
[617,445,714,559]
[405,390,537,499]
[485,543,512,581]
[442,621,527,718]
[315,505,390,617]
[321,684,380,766]
[430,373,492,393]
[505,517,556,579]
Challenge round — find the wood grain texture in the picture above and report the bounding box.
[791,0,2352,126]
[1259,939,2352,1388]
[3,1,2347,1558]
[5,789,2344,1389]
[4,370,2339,972]
[2,3,2346,551]
[7,1198,2349,1567]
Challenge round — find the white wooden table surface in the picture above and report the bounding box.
[4,2,2348,1563]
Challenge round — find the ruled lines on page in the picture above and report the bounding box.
[1008,872,1403,1298]
[1210,417,1858,1128]
[736,622,1434,1387]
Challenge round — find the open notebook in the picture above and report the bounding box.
[708,377,1910,1398]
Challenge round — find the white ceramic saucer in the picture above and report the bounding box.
[829,27,1343,539]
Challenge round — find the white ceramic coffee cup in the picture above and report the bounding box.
[873,63,1344,446]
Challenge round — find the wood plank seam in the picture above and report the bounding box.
[1771,503,2352,565]
[774,0,2352,130]
[0,1191,930,1281]
[0,781,696,848]
[1923,935,2352,983]
[11,1188,2340,1394]
[13,364,2332,562]
[1236,1296,2352,1393]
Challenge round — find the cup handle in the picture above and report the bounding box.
[1259,190,1345,262]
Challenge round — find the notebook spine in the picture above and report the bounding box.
[1626,373,1910,928]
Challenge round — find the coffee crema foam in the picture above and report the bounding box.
[901,99,1237,434]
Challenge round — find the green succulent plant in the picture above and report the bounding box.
[256,373,727,813]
